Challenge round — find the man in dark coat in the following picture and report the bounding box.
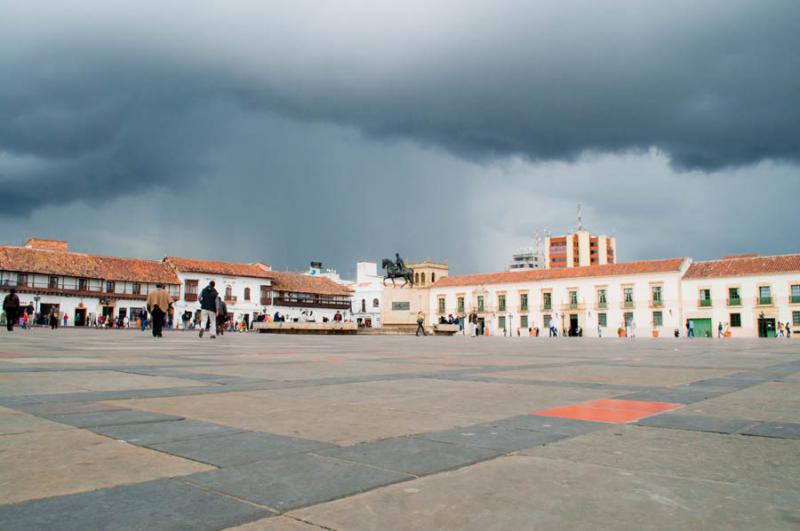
[198,280,218,338]
[3,288,20,332]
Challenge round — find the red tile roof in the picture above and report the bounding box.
[432,258,687,288]
[684,254,800,279]
[24,238,69,252]
[270,271,353,296]
[165,257,274,279]
[0,246,179,284]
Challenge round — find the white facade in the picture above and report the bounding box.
[348,262,384,327]
[431,267,685,337]
[0,271,177,327]
[170,272,273,327]
[681,272,800,338]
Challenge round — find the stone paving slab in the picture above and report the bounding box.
[291,454,800,531]
[0,405,74,435]
[90,419,244,446]
[43,409,184,428]
[636,413,756,434]
[185,453,412,511]
[490,414,607,435]
[0,478,269,531]
[149,430,335,467]
[319,436,503,476]
[740,421,800,440]
[225,515,320,530]
[523,424,800,492]
[0,429,212,504]
[13,400,128,416]
[414,423,572,451]
[617,387,729,404]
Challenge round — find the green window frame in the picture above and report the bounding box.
[793,311,800,326]
[543,292,552,310]
[652,286,662,306]
[438,297,446,315]
[791,285,800,303]
[457,296,465,314]
[569,290,578,308]
[623,287,634,308]
[728,287,741,306]
[699,288,711,307]
[652,311,663,327]
[759,286,772,304]
[477,296,485,312]
[598,313,607,327]
[730,313,742,327]
[520,293,528,311]
[520,315,528,329]
[498,294,506,312]
[498,316,506,330]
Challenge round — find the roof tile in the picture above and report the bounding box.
[684,254,800,279]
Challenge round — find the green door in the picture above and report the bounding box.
[690,318,713,338]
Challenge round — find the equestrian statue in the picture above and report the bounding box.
[382,253,414,287]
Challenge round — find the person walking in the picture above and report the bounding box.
[49,308,58,329]
[146,283,172,338]
[687,319,694,337]
[415,310,427,336]
[215,295,227,336]
[198,280,218,338]
[718,321,724,338]
[3,289,20,332]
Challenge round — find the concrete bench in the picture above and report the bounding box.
[433,324,461,336]
[254,322,358,335]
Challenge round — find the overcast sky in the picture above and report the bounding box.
[1,1,798,277]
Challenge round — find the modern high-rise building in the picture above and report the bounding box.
[545,230,616,269]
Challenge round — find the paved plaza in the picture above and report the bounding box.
[0,330,799,530]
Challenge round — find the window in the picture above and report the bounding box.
[543,292,552,310]
[106,281,115,293]
[597,289,607,307]
[457,296,465,314]
[623,287,634,307]
[728,287,741,305]
[438,297,446,314]
[361,299,367,313]
[185,279,199,302]
[431,273,436,283]
[392,301,410,311]
[260,285,271,305]
[244,287,251,301]
[598,313,607,327]
[132,282,141,295]
[498,316,506,330]
[624,311,634,326]
[414,273,419,284]
[373,298,380,308]
[477,296,485,312]
[792,284,800,303]
[224,286,234,301]
[498,294,506,312]
[569,290,578,307]
[730,313,742,327]
[652,311,663,327]
[49,276,59,289]
[421,272,426,285]
[793,311,800,326]
[652,286,662,305]
[699,288,711,307]
[759,286,771,304]
[78,278,88,291]
[520,293,528,311]
[520,315,528,329]
[17,273,28,287]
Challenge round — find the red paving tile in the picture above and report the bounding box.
[531,399,682,424]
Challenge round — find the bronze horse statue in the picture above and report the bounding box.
[382,257,414,287]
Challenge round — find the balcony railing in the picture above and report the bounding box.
[260,297,272,306]
[699,299,712,307]
[274,295,350,310]
[597,301,607,309]
[727,297,741,306]
[623,301,634,308]
[184,293,198,302]
[569,302,578,310]
[651,299,663,308]
[542,303,552,311]
[759,296,772,305]
[224,296,238,304]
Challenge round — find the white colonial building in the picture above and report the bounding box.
[0,238,179,326]
[430,254,800,338]
[167,257,352,327]
[348,262,384,328]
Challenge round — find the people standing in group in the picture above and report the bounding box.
[3,289,20,332]
[146,283,172,338]
[415,310,427,336]
[333,311,343,323]
[198,280,218,339]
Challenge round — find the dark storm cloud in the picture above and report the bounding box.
[0,1,798,274]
